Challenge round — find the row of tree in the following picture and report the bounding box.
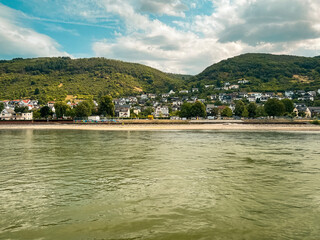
[179,101,207,118]
[178,98,296,119]
[232,99,294,118]
[34,95,115,119]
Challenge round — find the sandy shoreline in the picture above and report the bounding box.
[1,123,320,132]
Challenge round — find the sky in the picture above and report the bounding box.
[1,0,320,75]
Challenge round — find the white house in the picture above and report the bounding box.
[148,93,156,99]
[154,106,169,118]
[285,90,294,97]
[140,94,148,100]
[119,108,130,118]
[229,85,239,89]
[88,116,100,121]
[179,90,189,94]
[0,109,15,120]
[238,79,249,84]
[17,112,33,120]
[192,88,199,92]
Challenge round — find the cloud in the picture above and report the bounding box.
[92,6,243,74]
[92,0,244,74]
[2,0,320,75]
[136,0,188,17]
[196,0,320,45]
[0,4,69,58]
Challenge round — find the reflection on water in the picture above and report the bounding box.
[0,130,320,240]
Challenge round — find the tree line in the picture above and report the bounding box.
[177,98,295,119]
[33,95,115,119]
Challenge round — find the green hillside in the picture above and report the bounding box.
[0,57,183,101]
[190,53,320,92]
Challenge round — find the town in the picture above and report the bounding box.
[1,82,320,121]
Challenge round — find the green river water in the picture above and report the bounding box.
[0,129,320,240]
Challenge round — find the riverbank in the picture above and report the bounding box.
[1,123,320,131]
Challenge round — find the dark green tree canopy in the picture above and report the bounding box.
[281,99,294,113]
[0,102,4,112]
[40,106,52,118]
[264,99,285,116]
[98,95,115,117]
[221,107,233,117]
[54,101,70,118]
[179,101,206,118]
[247,102,257,118]
[75,100,94,118]
[242,106,249,118]
[234,100,245,117]
[14,106,28,113]
[191,101,207,118]
[256,106,267,117]
[179,102,192,118]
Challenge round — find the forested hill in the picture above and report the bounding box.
[0,57,183,101]
[190,53,320,92]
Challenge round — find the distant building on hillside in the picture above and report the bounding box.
[154,106,169,118]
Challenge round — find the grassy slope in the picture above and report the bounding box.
[190,53,320,92]
[0,57,183,101]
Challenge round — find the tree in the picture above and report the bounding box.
[40,106,52,118]
[214,100,223,106]
[139,107,154,118]
[179,102,192,118]
[281,99,294,114]
[98,95,115,117]
[234,100,245,116]
[221,107,233,117]
[242,106,249,118]
[54,101,70,118]
[210,107,219,116]
[14,106,28,113]
[256,106,267,117]
[34,88,40,95]
[66,108,76,118]
[0,102,4,112]
[247,103,257,118]
[191,101,207,118]
[75,100,94,118]
[33,110,41,119]
[313,100,320,107]
[130,109,137,118]
[264,99,285,116]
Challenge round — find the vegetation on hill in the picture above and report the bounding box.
[0,57,183,101]
[2,54,320,102]
[189,53,320,92]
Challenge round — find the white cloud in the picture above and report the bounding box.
[41,0,319,74]
[3,0,320,74]
[195,0,320,44]
[92,0,245,74]
[136,0,188,17]
[0,4,69,58]
[92,2,243,74]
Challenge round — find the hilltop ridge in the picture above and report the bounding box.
[0,57,183,101]
[189,53,320,92]
[1,53,320,101]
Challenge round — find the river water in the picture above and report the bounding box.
[0,129,319,240]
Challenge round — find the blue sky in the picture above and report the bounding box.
[1,0,320,74]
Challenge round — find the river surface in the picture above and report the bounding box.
[0,129,320,240]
